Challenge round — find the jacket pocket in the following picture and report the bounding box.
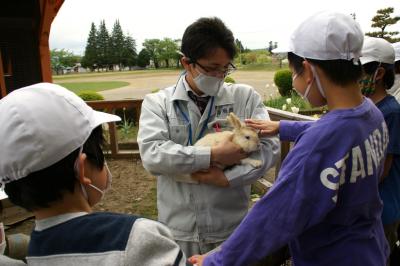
[169,124,189,145]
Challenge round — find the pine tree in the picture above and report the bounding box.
[81,22,98,71]
[122,35,137,70]
[366,7,400,43]
[97,20,111,70]
[110,19,125,70]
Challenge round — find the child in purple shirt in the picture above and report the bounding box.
[189,11,389,266]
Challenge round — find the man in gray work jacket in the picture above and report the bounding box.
[138,17,280,259]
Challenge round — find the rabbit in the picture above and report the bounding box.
[175,112,262,183]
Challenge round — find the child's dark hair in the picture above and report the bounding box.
[395,61,400,74]
[362,62,395,90]
[288,52,363,87]
[181,17,236,62]
[4,126,105,211]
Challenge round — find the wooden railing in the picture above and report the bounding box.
[87,99,317,165]
[86,99,143,158]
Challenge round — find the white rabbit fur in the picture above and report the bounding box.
[175,112,262,183]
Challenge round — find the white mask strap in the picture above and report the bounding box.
[309,64,326,98]
[372,62,382,84]
[303,79,314,99]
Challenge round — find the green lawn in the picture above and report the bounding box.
[53,69,180,81]
[56,81,129,94]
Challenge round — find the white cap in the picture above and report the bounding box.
[392,42,400,62]
[360,37,395,65]
[273,11,363,61]
[0,83,120,185]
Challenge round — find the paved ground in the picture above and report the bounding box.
[55,70,280,100]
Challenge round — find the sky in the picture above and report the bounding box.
[49,0,400,55]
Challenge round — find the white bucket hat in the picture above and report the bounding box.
[392,42,400,62]
[360,37,395,65]
[0,83,120,186]
[273,11,364,62]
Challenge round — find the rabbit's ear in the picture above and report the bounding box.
[227,112,242,129]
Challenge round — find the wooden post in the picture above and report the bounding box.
[108,122,119,156]
[38,0,64,82]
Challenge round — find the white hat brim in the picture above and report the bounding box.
[360,57,376,65]
[272,42,291,54]
[92,110,121,128]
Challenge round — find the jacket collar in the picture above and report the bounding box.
[171,75,191,102]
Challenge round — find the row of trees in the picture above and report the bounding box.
[81,20,138,71]
[80,20,183,71]
[50,49,81,75]
[141,38,180,69]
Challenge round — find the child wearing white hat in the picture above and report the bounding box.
[0,83,186,266]
[190,11,389,266]
[360,37,400,262]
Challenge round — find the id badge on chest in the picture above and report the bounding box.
[215,105,234,119]
[210,104,234,132]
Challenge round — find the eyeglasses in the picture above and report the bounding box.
[194,61,236,76]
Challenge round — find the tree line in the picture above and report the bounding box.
[81,20,138,71]
[51,7,399,74]
[80,20,182,71]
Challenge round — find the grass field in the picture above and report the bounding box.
[52,69,180,81]
[56,81,129,93]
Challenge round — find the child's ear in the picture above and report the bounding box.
[180,57,191,70]
[375,67,386,81]
[302,61,314,84]
[77,153,92,185]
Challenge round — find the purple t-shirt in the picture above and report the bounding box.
[204,98,389,266]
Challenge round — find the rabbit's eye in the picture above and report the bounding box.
[245,136,250,140]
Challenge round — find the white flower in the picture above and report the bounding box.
[291,106,299,114]
[265,84,270,88]
[269,93,273,99]
[286,98,292,105]
[272,84,276,87]
[282,104,287,111]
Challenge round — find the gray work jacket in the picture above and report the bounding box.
[138,76,280,243]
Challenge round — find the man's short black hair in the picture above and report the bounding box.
[288,52,363,87]
[181,17,236,62]
[5,126,105,211]
[362,61,395,90]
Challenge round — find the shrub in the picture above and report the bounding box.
[77,91,104,101]
[274,69,293,96]
[224,76,236,84]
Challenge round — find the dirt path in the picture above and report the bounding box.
[55,70,279,100]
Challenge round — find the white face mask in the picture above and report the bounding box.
[193,71,224,96]
[292,73,314,102]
